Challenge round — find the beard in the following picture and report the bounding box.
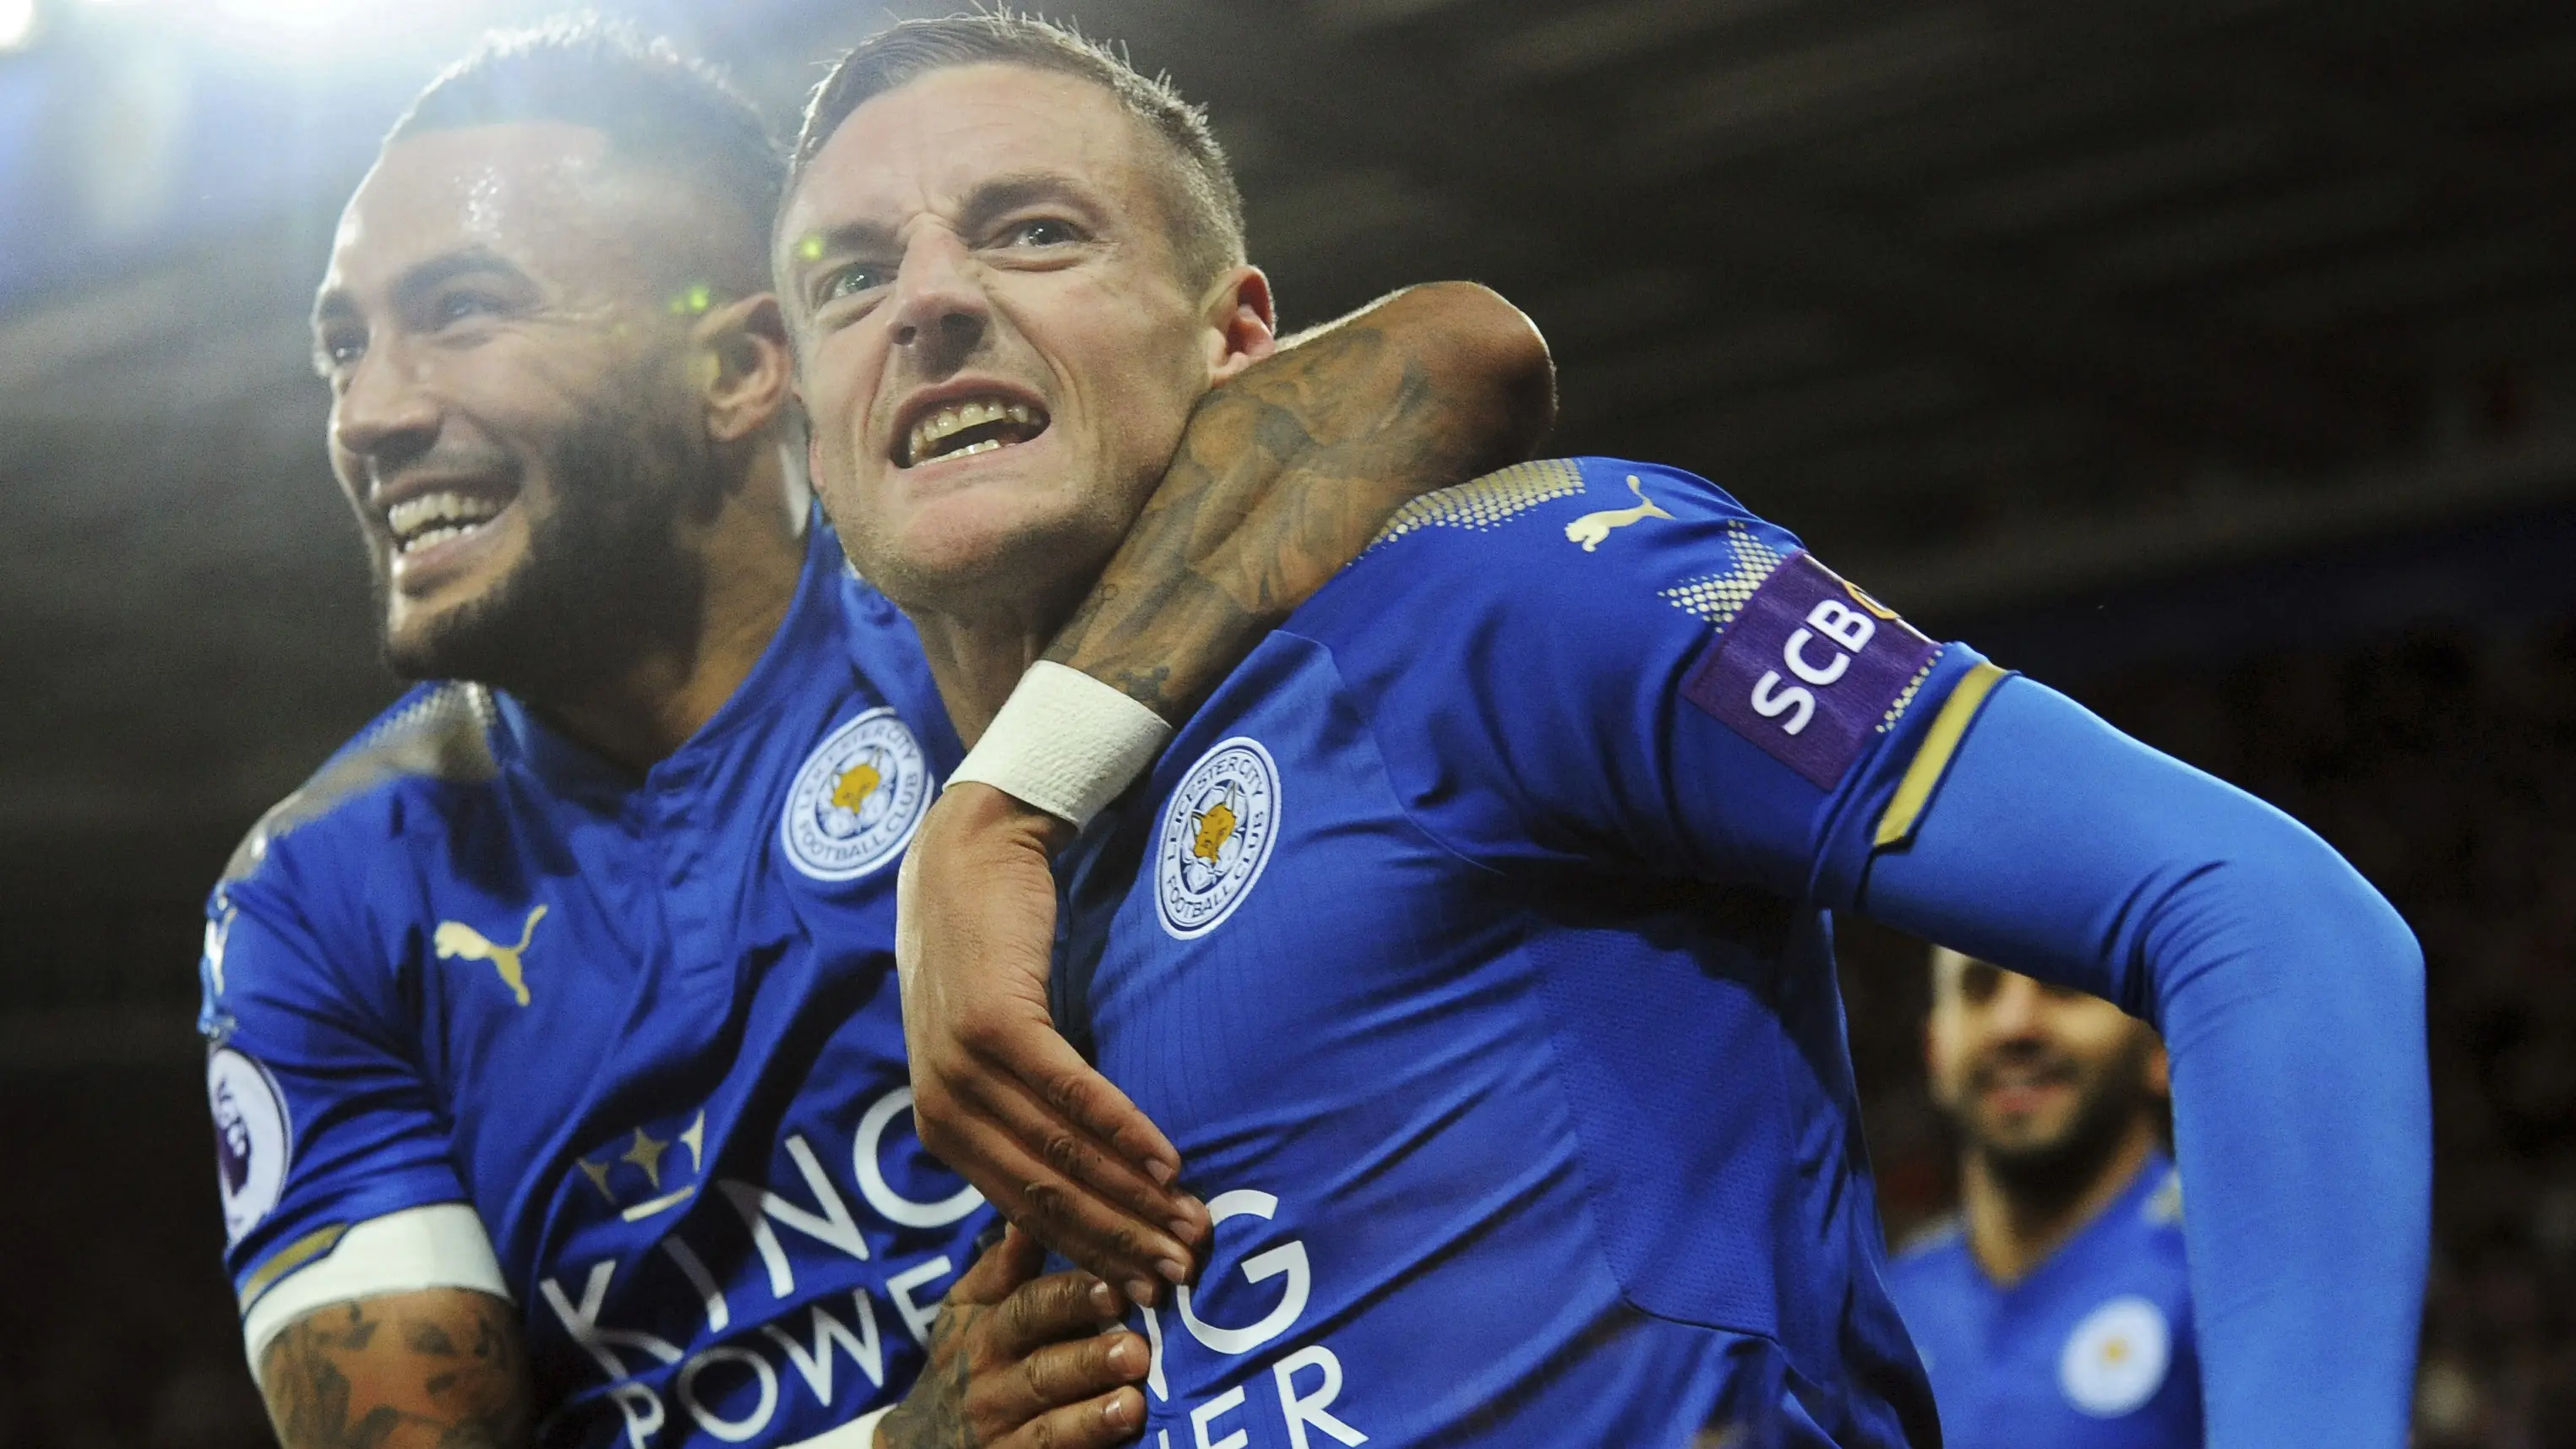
[1970,1032,2162,1207]
[379,379,716,699]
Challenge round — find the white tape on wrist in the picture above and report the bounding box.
[948,661,1174,827]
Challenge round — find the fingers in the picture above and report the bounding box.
[1027,1047,1194,1210]
[944,1043,1207,1249]
[946,1223,1049,1310]
[924,1091,1195,1302]
[989,1334,1150,1446]
[990,1269,1126,1360]
[999,1386,1146,1449]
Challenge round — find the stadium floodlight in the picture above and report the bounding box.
[0,0,35,55]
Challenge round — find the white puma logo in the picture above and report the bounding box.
[1564,475,1673,551]
[433,905,547,1007]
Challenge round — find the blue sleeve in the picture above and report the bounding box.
[202,845,469,1310]
[1303,455,1986,902]
[1863,675,2429,1449]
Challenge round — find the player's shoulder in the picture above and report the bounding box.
[1293,455,1804,646]
[218,681,504,895]
[1367,455,1793,562]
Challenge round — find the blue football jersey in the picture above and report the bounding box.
[198,521,996,1447]
[1055,458,2002,1448]
[1887,1157,2200,1448]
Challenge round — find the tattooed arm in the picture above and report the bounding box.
[899,281,1553,1296]
[256,1234,1145,1449]
[259,1288,531,1449]
[1051,280,1554,718]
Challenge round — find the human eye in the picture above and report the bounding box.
[812,260,889,310]
[313,326,365,379]
[999,216,1085,248]
[429,286,508,330]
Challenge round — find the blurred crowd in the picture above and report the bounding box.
[4,607,2569,1445]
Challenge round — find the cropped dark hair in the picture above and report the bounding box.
[788,11,1246,290]
[390,17,783,235]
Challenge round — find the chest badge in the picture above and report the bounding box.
[783,706,930,882]
[1157,737,1281,940]
[2059,1294,2171,1417]
[433,904,546,1007]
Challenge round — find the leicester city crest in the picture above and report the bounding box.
[207,1047,291,1244]
[782,707,930,882]
[1156,737,1281,940]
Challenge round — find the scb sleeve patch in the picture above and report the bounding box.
[1682,552,1937,787]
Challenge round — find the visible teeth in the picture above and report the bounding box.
[905,395,1043,466]
[387,491,506,553]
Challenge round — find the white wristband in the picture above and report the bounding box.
[947,661,1174,827]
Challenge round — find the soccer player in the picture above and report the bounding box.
[782,16,2430,1448]
[200,23,1549,1449]
[1889,948,2197,1446]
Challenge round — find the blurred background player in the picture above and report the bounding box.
[1889,946,2196,1446]
[201,19,1549,1449]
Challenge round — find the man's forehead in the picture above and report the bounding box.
[323,122,618,291]
[785,64,1150,233]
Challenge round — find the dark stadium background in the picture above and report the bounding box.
[4,0,2572,1440]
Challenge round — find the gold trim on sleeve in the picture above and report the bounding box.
[235,1222,349,1316]
[1873,661,2008,849]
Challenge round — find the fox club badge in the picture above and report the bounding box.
[782,707,930,882]
[1157,737,1281,940]
[208,1048,291,1244]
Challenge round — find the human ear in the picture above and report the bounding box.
[695,293,794,444]
[1201,264,1277,385]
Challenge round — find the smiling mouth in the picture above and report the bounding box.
[900,396,1049,468]
[384,488,514,557]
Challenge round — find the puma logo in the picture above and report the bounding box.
[433,905,547,1007]
[1564,475,1673,551]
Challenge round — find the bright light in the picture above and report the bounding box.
[0,0,35,55]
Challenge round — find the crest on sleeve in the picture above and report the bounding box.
[207,1048,292,1244]
[782,707,930,882]
[2059,1295,2171,1416]
[1156,738,1281,940]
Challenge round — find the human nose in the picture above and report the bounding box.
[885,230,988,373]
[1982,974,2050,1040]
[330,340,440,477]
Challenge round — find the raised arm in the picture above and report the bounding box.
[1861,676,2428,1448]
[898,282,1552,1298]
[1048,280,1553,721]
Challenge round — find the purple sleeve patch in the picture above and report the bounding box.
[1680,551,1937,788]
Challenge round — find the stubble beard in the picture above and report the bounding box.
[378,380,715,703]
[1970,1034,2161,1211]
